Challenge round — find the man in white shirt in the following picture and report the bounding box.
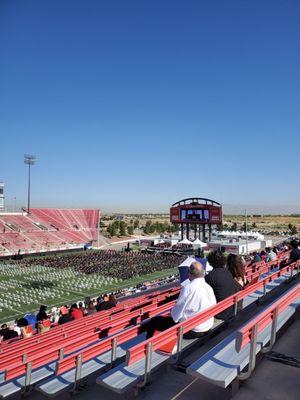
[143,261,216,339]
[266,247,277,262]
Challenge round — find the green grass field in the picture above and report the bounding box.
[0,263,178,324]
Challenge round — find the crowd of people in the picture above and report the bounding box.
[14,250,185,279]
[0,273,177,342]
[1,238,299,344]
[142,239,300,340]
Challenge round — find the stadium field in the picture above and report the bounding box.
[0,263,178,324]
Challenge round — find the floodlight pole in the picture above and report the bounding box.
[245,208,249,255]
[138,220,141,248]
[28,162,31,213]
[97,217,100,248]
[24,154,36,215]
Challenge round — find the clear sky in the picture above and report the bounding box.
[0,0,299,213]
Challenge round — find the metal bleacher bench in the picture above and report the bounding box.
[0,261,298,398]
[97,319,224,394]
[96,263,299,395]
[0,290,178,398]
[186,284,300,389]
[36,333,147,397]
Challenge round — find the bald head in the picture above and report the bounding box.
[188,261,205,279]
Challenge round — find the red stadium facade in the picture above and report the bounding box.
[170,198,222,241]
[0,208,100,257]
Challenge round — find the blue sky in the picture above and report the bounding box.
[0,0,299,213]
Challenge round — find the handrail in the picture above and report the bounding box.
[126,261,299,366]
[236,283,299,380]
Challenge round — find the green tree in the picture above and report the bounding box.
[119,221,127,236]
[144,220,152,234]
[133,219,139,229]
[107,224,117,237]
[290,225,298,235]
[231,222,237,232]
[127,225,134,235]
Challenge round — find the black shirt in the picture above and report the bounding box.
[290,248,300,262]
[58,314,73,325]
[0,328,18,341]
[98,301,116,311]
[36,310,48,322]
[205,268,239,321]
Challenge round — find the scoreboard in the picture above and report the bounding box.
[170,204,222,225]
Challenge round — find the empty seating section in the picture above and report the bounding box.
[0,208,99,255]
[0,216,35,231]
[0,233,33,252]
[29,209,70,230]
[24,232,64,247]
[187,283,300,388]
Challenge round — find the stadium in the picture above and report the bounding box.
[0,197,299,400]
[1,1,299,399]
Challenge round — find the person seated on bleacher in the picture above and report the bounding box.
[0,323,18,341]
[253,252,262,263]
[86,300,97,315]
[260,250,267,261]
[49,307,60,324]
[78,301,86,315]
[289,240,300,263]
[70,303,84,320]
[205,250,239,322]
[58,306,72,325]
[36,305,48,328]
[227,254,248,290]
[266,247,277,262]
[95,295,105,311]
[142,262,216,339]
[17,317,34,338]
[99,294,118,311]
[37,319,51,334]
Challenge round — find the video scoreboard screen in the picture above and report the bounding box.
[170,204,222,225]
[181,209,209,221]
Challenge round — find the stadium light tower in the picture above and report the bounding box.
[245,208,249,255]
[24,154,36,214]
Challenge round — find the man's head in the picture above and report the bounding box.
[188,261,205,280]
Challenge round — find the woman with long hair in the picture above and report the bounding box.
[227,253,248,289]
